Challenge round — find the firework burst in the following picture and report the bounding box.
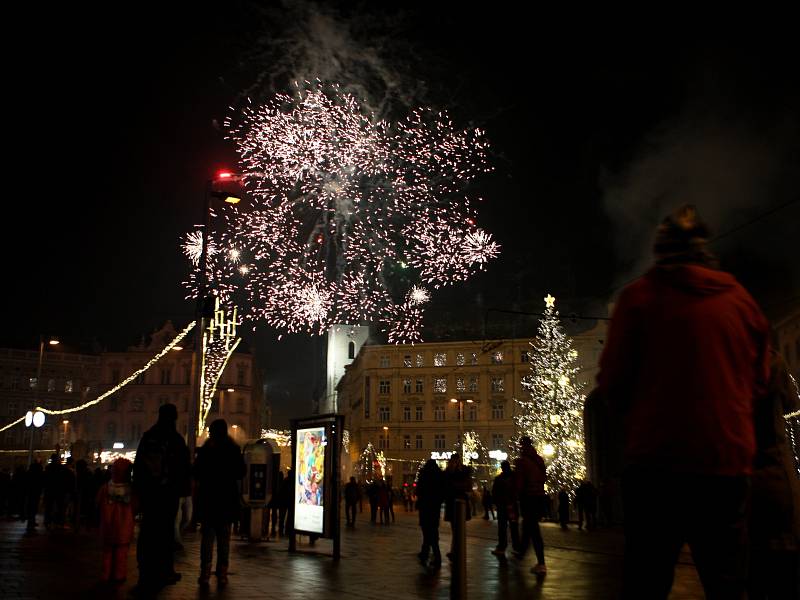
[183,82,499,342]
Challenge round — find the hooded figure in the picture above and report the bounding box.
[597,205,770,599]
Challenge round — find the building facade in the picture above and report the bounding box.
[0,321,263,465]
[0,345,100,464]
[337,323,606,485]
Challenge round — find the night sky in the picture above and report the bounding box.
[4,4,798,426]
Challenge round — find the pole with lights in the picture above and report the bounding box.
[449,397,473,463]
[190,171,242,457]
[27,336,59,467]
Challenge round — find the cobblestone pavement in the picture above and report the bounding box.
[0,510,704,599]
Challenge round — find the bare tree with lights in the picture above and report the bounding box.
[516,294,586,497]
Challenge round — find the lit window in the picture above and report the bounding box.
[380,355,390,368]
[434,434,446,449]
[491,403,505,419]
[403,435,411,449]
[470,352,478,365]
[491,377,504,393]
[492,433,504,449]
[415,379,424,394]
[434,406,445,421]
[379,379,391,394]
[456,377,465,392]
[434,377,447,393]
[415,405,423,421]
[403,378,412,394]
[491,351,503,365]
[403,355,412,368]
[415,434,423,449]
[379,436,389,449]
[64,380,73,393]
[379,406,391,422]
[416,354,424,367]
[434,353,447,367]
[403,405,411,421]
[468,376,478,393]
[456,352,465,366]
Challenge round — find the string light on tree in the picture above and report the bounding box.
[181,81,499,343]
[515,294,587,496]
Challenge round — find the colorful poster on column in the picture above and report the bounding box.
[294,426,326,533]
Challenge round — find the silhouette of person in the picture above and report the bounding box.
[97,458,136,583]
[193,419,246,586]
[558,489,570,530]
[513,436,547,574]
[598,205,771,599]
[416,459,445,567]
[344,476,360,527]
[492,460,520,556]
[444,453,473,561]
[133,403,191,590]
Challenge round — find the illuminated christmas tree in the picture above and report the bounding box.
[516,294,586,495]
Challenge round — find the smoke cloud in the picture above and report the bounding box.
[601,104,799,294]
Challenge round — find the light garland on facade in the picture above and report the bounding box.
[0,322,196,434]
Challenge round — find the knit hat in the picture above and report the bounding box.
[653,205,715,265]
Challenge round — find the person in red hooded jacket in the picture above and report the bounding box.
[97,458,137,584]
[597,205,770,599]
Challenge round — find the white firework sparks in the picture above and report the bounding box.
[183,82,499,342]
[408,286,430,306]
[181,231,216,266]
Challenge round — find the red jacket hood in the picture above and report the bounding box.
[645,264,737,296]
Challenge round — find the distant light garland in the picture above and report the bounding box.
[182,81,499,343]
[0,322,196,434]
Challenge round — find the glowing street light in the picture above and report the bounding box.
[450,398,474,463]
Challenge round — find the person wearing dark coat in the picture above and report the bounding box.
[492,460,520,555]
[482,485,495,520]
[416,459,445,567]
[558,489,570,530]
[444,453,473,561]
[747,351,800,599]
[575,480,597,530]
[193,419,246,587]
[367,479,379,524]
[344,476,360,527]
[133,403,191,590]
[597,206,771,600]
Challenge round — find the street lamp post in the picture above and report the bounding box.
[189,171,242,458]
[449,398,473,463]
[27,336,58,467]
[382,426,389,451]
